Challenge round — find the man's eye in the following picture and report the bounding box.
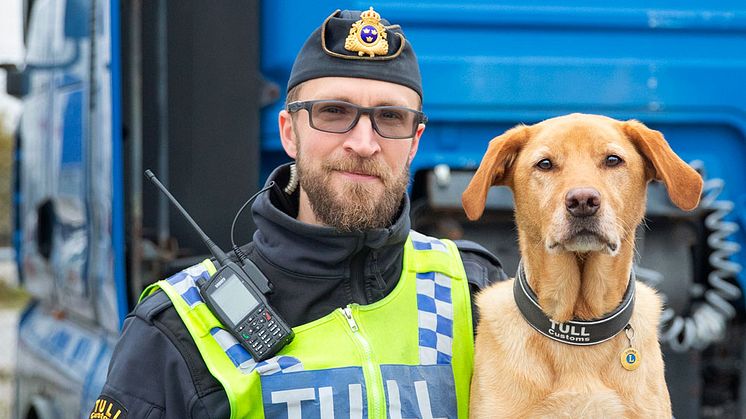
[319,106,347,114]
[379,110,404,120]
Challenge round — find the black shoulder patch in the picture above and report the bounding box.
[132,288,173,323]
[455,239,509,291]
[89,395,128,419]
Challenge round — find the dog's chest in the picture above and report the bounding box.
[531,341,633,414]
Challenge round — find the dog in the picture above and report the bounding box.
[462,114,703,418]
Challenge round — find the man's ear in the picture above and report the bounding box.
[461,125,529,221]
[407,123,425,165]
[622,120,703,211]
[279,110,298,159]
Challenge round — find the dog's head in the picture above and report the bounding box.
[462,114,703,256]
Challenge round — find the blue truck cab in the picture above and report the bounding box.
[4,1,746,418]
[6,0,124,417]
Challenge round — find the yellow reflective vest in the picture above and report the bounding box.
[142,231,473,418]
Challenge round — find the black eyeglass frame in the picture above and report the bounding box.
[286,100,428,140]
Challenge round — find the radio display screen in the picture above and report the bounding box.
[212,274,260,325]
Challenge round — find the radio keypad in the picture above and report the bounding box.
[239,307,284,358]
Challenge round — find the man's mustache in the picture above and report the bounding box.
[323,157,389,181]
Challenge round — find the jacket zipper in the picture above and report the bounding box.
[341,305,385,419]
[350,247,371,304]
[370,251,386,291]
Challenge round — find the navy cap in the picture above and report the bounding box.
[287,8,422,99]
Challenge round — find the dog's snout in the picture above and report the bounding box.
[565,187,601,217]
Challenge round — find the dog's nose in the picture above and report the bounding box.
[565,187,601,217]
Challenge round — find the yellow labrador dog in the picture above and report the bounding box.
[462,114,702,418]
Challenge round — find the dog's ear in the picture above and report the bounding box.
[462,125,529,220]
[622,120,703,211]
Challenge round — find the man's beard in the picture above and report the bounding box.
[296,149,410,232]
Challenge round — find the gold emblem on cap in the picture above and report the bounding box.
[344,7,389,57]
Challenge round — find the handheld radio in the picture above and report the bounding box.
[145,170,294,361]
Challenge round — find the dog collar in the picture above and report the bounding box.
[513,261,635,346]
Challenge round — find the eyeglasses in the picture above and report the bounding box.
[287,100,427,139]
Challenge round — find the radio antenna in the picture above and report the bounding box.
[145,169,230,266]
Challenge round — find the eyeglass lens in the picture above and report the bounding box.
[310,101,418,139]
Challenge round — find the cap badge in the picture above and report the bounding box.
[344,7,389,57]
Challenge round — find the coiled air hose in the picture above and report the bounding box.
[652,160,743,352]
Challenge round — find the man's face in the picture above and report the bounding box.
[279,77,425,231]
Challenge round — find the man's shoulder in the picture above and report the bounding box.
[130,286,206,367]
[98,293,184,414]
[125,288,196,365]
[454,239,509,292]
[132,287,175,323]
[131,256,229,324]
[126,285,214,387]
[102,286,228,417]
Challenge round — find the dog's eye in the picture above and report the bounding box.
[536,159,553,171]
[605,155,623,167]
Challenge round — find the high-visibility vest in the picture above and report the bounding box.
[142,231,473,418]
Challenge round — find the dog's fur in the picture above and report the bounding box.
[462,114,703,418]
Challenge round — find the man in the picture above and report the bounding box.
[92,8,505,419]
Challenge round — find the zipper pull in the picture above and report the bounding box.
[342,307,359,332]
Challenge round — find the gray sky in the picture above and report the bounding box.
[0,0,24,124]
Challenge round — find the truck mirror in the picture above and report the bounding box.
[37,200,56,261]
[1,64,28,98]
[64,0,90,40]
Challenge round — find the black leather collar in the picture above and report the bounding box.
[513,261,635,346]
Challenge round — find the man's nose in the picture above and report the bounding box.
[343,114,381,157]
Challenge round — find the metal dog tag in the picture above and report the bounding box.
[620,325,641,371]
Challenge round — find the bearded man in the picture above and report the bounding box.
[93,8,506,419]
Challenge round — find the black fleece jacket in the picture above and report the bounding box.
[93,164,507,419]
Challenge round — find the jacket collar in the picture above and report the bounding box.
[251,163,411,278]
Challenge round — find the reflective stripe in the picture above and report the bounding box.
[410,233,455,364]
[255,355,305,375]
[165,265,210,308]
[416,271,454,365]
[410,231,449,253]
[163,261,305,377]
